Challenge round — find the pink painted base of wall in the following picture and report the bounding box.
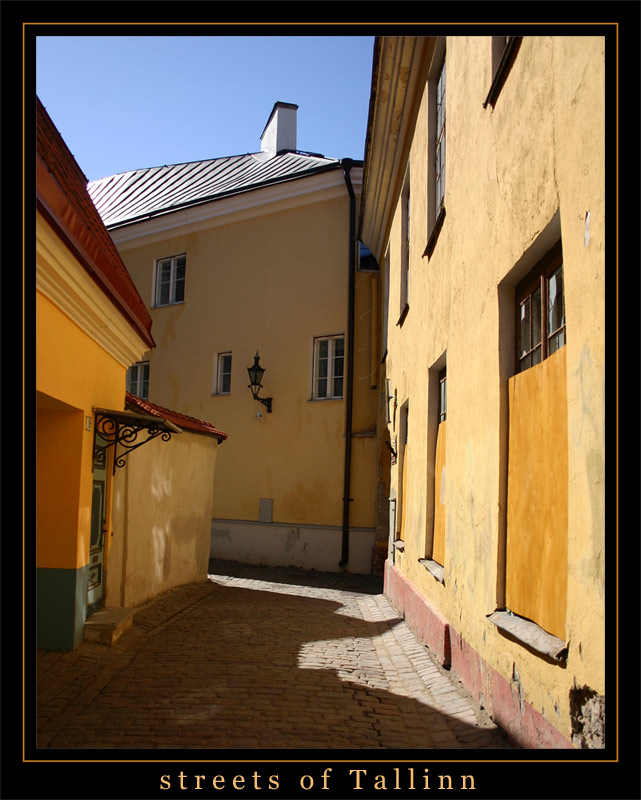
[384,561,574,749]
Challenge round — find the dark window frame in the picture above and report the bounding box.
[438,367,447,423]
[484,36,522,109]
[515,241,565,374]
[424,51,447,259]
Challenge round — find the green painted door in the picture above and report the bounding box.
[88,434,108,614]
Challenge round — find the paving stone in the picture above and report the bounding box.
[36,560,515,750]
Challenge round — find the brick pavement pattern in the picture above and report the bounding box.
[36,561,515,750]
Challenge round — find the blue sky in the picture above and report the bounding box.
[36,35,376,181]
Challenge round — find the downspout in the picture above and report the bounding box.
[339,158,357,568]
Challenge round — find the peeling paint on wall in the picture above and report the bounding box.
[570,685,605,749]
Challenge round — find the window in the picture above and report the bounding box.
[127,361,149,400]
[431,367,446,568]
[398,401,410,540]
[503,238,569,643]
[399,172,411,319]
[484,36,522,109]
[313,335,344,400]
[424,40,447,259]
[438,367,447,423]
[215,352,232,395]
[434,59,446,213]
[516,242,565,373]
[491,35,511,77]
[154,254,186,307]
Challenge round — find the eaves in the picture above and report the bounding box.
[359,36,434,261]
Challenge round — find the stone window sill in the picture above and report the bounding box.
[419,558,445,584]
[487,610,568,663]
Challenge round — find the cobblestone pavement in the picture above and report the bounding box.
[36,561,515,750]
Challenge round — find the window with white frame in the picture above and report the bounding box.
[215,352,232,395]
[154,254,186,307]
[313,335,345,400]
[127,361,149,400]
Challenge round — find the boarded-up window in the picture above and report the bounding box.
[431,420,447,566]
[505,346,568,640]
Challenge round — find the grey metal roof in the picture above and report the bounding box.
[87,150,341,229]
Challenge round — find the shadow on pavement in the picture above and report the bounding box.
[208,558,384,595]
[36,570,514,751]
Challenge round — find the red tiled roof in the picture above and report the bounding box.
[36,97,155,350]
[125,392,227,442]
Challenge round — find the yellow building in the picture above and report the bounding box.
[359,36,606,748]
[36,99,227,650]
[36,97,156,649]
[88,102,379,573]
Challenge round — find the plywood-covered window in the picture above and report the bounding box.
[398,401,409,541]
[431,368,447,566]
[505,242,568,641]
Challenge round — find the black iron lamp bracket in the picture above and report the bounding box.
[253,394,273,413]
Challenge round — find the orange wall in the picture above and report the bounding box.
[36,291,128,570]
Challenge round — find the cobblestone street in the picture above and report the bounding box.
[36,561,514,750]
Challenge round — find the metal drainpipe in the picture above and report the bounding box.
[339,158,357,568]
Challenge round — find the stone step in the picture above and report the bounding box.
[84,607,135,646]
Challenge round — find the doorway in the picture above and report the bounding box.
[88,433,108,615]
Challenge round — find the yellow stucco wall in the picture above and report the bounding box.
[36,290,128,570]
[377,36,605,743]
[115,190,377,534]
[108,430,218,608]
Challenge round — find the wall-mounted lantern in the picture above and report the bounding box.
[247,352,273,413]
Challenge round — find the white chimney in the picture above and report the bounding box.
[260,102,298,153]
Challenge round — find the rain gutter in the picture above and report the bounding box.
[339,158,358,568]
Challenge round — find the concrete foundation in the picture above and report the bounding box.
[211,518,376,574]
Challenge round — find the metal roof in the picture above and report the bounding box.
[87,150,341,230]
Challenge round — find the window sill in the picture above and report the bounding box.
[396,304,410,327]
[153,300,185,309]
[418,558,445,584]
[487,610,568,663]
[424,205,446,259]
[309,396,343,403]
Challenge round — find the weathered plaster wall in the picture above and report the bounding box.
[109,431,218,608]
[377,36,605,746]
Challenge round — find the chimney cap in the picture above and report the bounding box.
[260,101,299,142]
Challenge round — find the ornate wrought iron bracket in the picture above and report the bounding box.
[93,409,181,474]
